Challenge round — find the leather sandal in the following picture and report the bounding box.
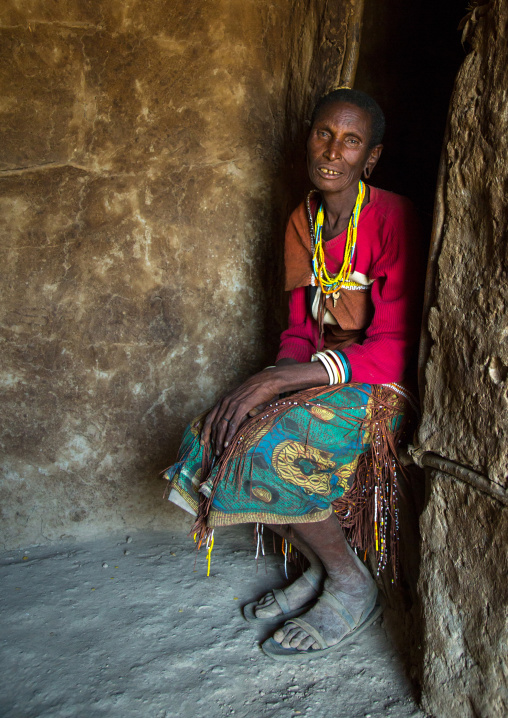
[243,568,322,625]
[261,584,382,661]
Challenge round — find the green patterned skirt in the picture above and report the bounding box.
[164,383,406,531]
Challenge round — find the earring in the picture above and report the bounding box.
[363,166,371,179]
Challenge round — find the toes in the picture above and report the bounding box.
[273,624,309,649]
[273,623,298,645]
[273,626,285,643]
[255,605,276,618]
[281,628,302,649]
[254,594,278,618]
[257,593,275,608]
[297,634,316,651]
[273,623,315,651]
[288,629,307,648]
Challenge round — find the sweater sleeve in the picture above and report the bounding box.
[276,286,319,363]
[341,202,423,384]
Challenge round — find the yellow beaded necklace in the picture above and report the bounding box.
[311,180,365,297]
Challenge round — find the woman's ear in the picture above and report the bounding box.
[364,144,383,179]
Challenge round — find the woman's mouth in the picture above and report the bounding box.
[317,166,342,177]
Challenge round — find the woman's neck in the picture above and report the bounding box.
[321,183,369,241]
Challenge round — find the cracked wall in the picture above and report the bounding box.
[417,2,508,716]
[0,0,356,547]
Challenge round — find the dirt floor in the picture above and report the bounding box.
[0,527,425,718]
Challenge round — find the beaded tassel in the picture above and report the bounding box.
[255,523,265,560]
[282,539,289,578]
[193,529,215,577]
[332,385,410,583]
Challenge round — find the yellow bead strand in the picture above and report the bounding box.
[312,181,365,295]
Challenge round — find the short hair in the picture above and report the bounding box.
[310,88,385,148]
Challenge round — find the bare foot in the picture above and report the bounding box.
[254,570,321,619]
[272,567,376,650]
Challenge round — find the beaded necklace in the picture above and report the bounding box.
[311,180,365,300]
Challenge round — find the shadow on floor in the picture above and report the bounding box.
[0,527,425,718]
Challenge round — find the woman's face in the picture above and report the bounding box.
[307,101,382,194]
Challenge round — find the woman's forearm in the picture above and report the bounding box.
[271,361,330,394]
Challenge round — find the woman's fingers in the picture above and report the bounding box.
[214,415,232,455]
[201,372,280,455]
[200,403,220,446]
[222,393,265,449]
[211,399,230,452]
[212,398,250,454]
[222,412,243,450]
[248,402,268,418]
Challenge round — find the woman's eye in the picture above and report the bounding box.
[347,137,360,146]
[317,130,329,138]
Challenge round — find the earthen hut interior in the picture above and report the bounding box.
[1,1,506,717]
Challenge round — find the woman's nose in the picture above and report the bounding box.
[324,138,342,160]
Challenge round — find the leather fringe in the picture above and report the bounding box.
[333,385,411,583]
[192,384,412,583]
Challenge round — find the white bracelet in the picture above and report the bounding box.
[324,350,345,383]
[311,351,338,385]
[311,352,333,384]
[320,352,339,385]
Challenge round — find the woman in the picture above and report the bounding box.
[164,88,423,660]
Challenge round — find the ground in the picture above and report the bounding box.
[0,527,425,718]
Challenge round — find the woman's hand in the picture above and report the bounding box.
[200,370,281,456]
[200,359,330,457]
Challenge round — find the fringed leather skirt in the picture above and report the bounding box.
[164,383,414,580]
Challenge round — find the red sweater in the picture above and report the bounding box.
[277,187,423,384]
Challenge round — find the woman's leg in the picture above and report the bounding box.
[253,525,325,619]
[272,513,376,650]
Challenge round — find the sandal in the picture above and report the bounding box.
[261,584,382,661]
[243,568,322,625]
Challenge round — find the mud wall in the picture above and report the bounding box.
[0,0,358,548]
[417,2,508,716]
